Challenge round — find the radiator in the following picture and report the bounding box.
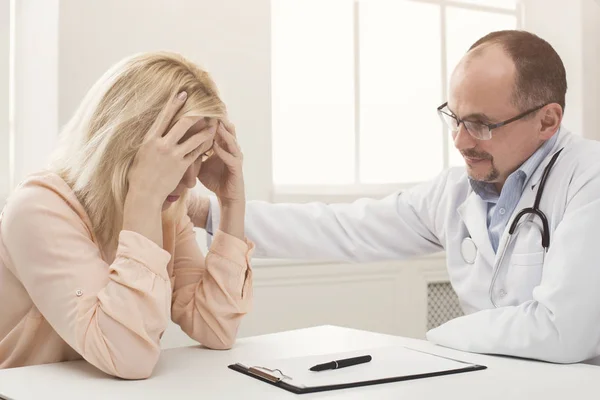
[427,281,464,330]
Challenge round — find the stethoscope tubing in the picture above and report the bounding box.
[487,148,564,307]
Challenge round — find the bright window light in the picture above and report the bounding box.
[272,0,520,187]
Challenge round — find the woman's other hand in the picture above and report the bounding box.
[197,120,245,206]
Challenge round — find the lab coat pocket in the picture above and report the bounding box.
[507,251,544,301]
[511,251,544,266]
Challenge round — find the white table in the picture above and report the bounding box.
[1,325,599,399]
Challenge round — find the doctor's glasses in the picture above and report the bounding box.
[437,102,548,140]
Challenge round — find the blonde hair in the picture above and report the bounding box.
[50,52,227,247]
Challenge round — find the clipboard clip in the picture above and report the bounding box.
[247,365,292,383]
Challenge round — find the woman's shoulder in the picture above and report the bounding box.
[6,171,74,205]
[1,171,90,230]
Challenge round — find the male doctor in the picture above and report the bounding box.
[189,30,600,363]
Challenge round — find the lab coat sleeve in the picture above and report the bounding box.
[206,171,451,262]
[427,167,600,363]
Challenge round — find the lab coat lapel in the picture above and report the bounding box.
[457,191,495,266]
[506,146,563,238]
[493,142,564,264]
[528,128,567,191]
[527,152,556,193]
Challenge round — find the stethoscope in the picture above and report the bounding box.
[459,148,564,307]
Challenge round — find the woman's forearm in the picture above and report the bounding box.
[218,199,245,241]
[123,188,164,247]
[187,192,211,229]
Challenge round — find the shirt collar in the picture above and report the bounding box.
[518,130,558,181]
[468,128,560,200]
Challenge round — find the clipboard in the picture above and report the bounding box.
[228,346,487,395]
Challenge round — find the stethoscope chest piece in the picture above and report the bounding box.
[461,237,477,264]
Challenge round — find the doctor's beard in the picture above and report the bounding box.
[462,149,499,183]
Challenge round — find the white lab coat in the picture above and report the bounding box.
[209,127,600,363]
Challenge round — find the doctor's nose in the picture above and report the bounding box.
[453,123,477,151]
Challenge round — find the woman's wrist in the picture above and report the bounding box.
[187,193,211,229]
[217,198,245,241]
[125,187,165,218]
[123,189,164,247]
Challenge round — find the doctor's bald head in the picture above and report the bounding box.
[467,30,567,113]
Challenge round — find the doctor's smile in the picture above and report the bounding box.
[461,152,491,166]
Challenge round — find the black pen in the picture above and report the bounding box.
[309,355,372,372]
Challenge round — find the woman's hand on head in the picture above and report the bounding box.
[127,91,215,205]
[197,119,246,206]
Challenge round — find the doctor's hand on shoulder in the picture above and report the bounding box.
[194,119,246,240]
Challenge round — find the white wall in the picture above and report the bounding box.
[58,0,272,202]
[582,0,600,139]
[0,0,9,202]
[12,0,59,186]
[236,257,447,340]
[522,0,600,139]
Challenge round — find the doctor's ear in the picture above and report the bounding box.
[538,103,562,140]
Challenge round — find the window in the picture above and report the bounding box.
[271,0,520,197]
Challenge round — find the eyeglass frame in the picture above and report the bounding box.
[437,102,549,140]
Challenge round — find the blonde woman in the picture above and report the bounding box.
[0,52,252,379]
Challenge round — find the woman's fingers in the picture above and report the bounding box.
[180,130,214,160]
[221,118,237,138]
[149,91,188,139]
[178,121,217,156]
[217,122,242,156]
[164,116,206,147]
[185,143,208,163]
[212,141,238,167]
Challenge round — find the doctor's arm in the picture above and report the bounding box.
[189,171,450,262]
[427,171,600,363]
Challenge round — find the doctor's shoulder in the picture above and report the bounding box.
[404,166,471,212]
[444,166,470,185]
[557,136,600,192]
[438,166,471,199]
[414,166,471,199]
[568,137,600,169]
